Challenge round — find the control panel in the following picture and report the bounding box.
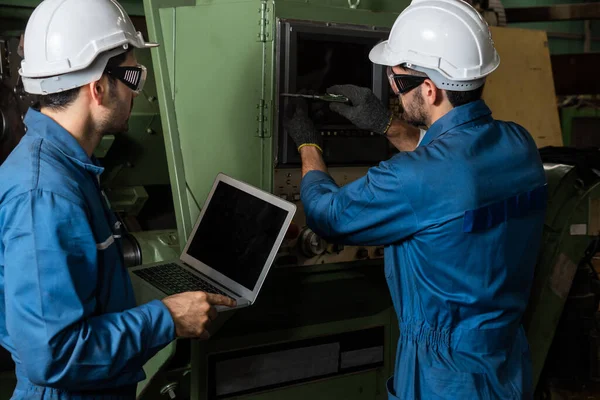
[273,167,385,267]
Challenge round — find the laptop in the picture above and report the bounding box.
[129,173,296,311]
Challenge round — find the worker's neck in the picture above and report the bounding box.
[427,102,454,127]
[41,106,101,158]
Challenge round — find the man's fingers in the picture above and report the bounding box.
[207,306,218,322]
[205,293,237,308]
[327,84,357,101]
[198,330,211,341]
[330,103,352,119]
[327,84,348,95]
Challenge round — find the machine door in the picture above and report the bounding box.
[150,0,273,230]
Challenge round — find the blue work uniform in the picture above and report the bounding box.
[0,109,175,400]
[301,100,547,400]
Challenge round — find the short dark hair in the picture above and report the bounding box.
[39,47,132,110]
[403,66,484,108]
[445,85,485,108]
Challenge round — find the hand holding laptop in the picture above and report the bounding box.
[162,291,236,339]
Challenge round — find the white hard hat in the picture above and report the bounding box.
[370,0,500,91]
[19,0,159,95]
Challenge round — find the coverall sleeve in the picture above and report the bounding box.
[300,162,420,246]
[2,190,175,389]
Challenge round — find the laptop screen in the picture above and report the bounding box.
[185,181,289,291]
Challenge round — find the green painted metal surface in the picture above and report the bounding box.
[560,106,600,147]
[502,0,600,54]
[173,1,271,223]
[144,0,195,244]
[133,230,180,263]
[144,0,409,241]
[138,2,407,399]
[189,265,396,399]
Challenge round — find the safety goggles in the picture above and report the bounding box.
[387,66,427,95]
[105,64,147,94]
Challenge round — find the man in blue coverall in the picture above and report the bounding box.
[284,0,547,399]
[0,0,235,399]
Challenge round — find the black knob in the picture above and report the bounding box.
[299,228,327,257]
[356,248,368,259]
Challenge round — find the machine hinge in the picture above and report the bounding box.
[258,1,270,42]
[256,99,270,138]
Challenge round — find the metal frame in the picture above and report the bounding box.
[505,3,600,23]
[143,0,195,244]
[560,106,600,146]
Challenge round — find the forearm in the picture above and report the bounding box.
[385,118,421,152]
[8,299,174,389]
[300,146,327,177]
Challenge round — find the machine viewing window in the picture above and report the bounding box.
[296,37,372,127]
[277,20,395,166]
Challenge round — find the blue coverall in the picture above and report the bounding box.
[301,100,547,399]
[0,109,175,400]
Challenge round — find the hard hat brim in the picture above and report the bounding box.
[368,41,395,67]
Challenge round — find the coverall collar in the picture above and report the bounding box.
[419,100,493,147]
[24,108,105,175]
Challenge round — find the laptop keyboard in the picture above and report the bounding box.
[133,263,232,298]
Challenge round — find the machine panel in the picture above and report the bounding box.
[275,20,399,167]
[273,167,385,267]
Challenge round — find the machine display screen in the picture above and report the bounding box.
[295,35,373,127]
[278,21,392,166]
[185,181,288,291]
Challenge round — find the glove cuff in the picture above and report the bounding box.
[298,143,323,153]
[382,114,394,135]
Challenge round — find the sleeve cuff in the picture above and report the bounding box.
[139,299,176,348]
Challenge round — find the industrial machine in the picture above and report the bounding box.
[136,1,412,398]
[0,0,596,399]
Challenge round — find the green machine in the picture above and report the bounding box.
[560,105,600,148]
[136,0,417,399]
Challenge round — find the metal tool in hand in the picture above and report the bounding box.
[281,93,350,103]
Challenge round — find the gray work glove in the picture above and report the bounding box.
[283,98,323,152]
[327,85,392,135]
